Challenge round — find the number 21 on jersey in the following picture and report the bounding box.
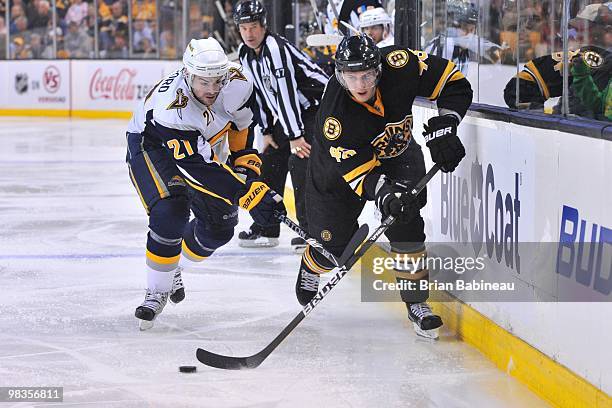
[167,139,194,160]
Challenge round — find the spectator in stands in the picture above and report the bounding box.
[29,32,46,58]
[159,29,176,58]
[65,20,92,57]
[132,0,155,21]
[133,18,155,52]
[136,37,155,58]
[99,0,128,53]
[108,30,128,58]
[65,0,89,27]
[11,36,32,59]
[0,16,7,58]
[9,4,26,33]
[11,16,29,37]
[29,0,51,33]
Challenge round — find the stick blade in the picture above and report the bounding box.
[306,34,342,47]
[339,224,369,265]
[196,348,262,370]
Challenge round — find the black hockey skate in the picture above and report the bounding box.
[169,267,185,304]
[238,224,279,248]
[295,266,320,305]
[290,237,307,253]
[135,290,168,331]
[407,302,443,339]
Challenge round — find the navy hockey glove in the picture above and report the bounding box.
[236,181,286,227]
[374,176,421,223]
[231,149,262,182]
[423,115,465,172]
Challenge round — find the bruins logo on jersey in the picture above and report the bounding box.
[386,50,409,68]
[582,50,605,69]
[329,146,356,162]
[323,117,342,140]
[321,230,332,242]
[371,115,413,159]
[167,88,189,110]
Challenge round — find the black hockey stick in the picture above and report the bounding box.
[275,213,345,267]
[196,165,440,369]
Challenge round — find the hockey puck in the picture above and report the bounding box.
[179,365,197,373]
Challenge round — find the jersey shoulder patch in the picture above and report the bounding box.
[322,116,342,141]
[222,65,253,113]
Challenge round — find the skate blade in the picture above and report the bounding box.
[238,238,279,248]
[412,323,439,340]
[139,319,155,331]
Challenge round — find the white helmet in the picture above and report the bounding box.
[359,8,392,29]
[183,38,229,78]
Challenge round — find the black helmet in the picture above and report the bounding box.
[335,35,381,72]
[233,0,267,26]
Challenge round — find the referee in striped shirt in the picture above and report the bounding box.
[234,0,329,252]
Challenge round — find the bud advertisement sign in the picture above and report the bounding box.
[6,61,69,110]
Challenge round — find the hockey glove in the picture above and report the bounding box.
[423,115,465,173]
[236,181,286,227]
[374,176,421,223]
[231,149,262,182]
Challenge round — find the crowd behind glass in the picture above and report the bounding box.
[1,0,609,121]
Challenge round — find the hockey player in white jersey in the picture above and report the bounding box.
[359,7,394,47]
[126,37,285,329]
[424,0,501,74]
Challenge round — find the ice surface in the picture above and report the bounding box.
[0,118,548,407]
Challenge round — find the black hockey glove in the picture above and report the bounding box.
[423,115,465,173]
[236,181,286,227]
[374,176,421,223]
[231,149,262,182]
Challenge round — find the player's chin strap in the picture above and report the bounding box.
[195,164,441,370]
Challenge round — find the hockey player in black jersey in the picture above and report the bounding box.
[295,35,473,339]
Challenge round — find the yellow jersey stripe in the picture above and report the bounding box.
[304,247,333,274]
[221,163,248,185]
[342,154,379,184]
[128,164,149,212]
[518,71,536,82]
[525,61,550,99]
[142,151,170,199]
[184,178,234,206]
[208,122,232,148]
[429,61,457,100]
[182,241,208,261]
[448,70,466,82]
[146,250,180,265]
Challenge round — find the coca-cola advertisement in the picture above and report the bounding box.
[75,61,166,111]
[89,67,152,101]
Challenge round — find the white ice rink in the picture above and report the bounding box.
[0,118,548,407]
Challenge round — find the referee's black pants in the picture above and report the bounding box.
[249,106,316,237]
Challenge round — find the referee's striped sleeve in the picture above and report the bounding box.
[267,36,304,139]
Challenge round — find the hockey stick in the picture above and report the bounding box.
[195,164,440,370]
[275,213,347,267]
[306,33,343,47]
[196,222,369,370]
